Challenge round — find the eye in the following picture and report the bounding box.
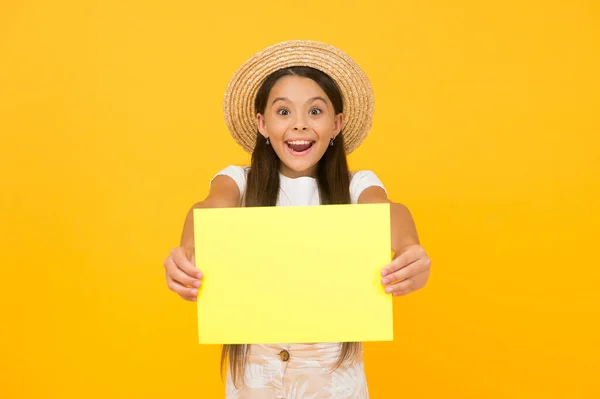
[309,108,322,115]
[277,108,290,116]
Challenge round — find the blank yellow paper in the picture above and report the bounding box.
[193,203,393,344]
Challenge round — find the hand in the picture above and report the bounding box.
[380,244,431,296]
[163,246,203,301]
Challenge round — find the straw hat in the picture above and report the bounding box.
[223,40,374,154]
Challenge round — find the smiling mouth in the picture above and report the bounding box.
[285,140,315,153]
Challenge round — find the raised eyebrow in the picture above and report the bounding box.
[271,96,328,106]
[271,97,289,105]
[307,96,327,105]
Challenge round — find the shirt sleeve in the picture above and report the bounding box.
[349,170,387,204]
[210,165,249,197]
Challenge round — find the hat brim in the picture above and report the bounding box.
[223,40,374,154]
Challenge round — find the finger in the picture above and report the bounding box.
[164,253,201,287]
[167,259,202,288]
[381,250,420,277]
[171,247,202,279]
[386,270,430,295]
[166,275,199,301]
[381,260,425,285]
[385,278,414,296]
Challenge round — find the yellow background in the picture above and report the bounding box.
[1,1,598,398]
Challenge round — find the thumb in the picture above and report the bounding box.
[184,246,196,265]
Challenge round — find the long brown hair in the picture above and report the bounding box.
[221,66,361,387]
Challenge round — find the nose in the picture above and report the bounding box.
[292,116,308,131]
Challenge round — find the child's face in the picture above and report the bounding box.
[257,76,343,178]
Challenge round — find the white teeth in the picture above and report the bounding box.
[287,140,312,145]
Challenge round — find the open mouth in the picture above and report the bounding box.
[285,140,315,155]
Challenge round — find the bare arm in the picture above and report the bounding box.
[164,175,241,301]
[358,186,420,254]
[179,175,241,250]
[359,186,431,296]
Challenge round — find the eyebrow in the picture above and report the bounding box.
[271,96,328,105]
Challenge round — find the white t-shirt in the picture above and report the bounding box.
[211,165,387,206]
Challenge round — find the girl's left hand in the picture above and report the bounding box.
[380,244,431,296]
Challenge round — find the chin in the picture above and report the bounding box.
[278,156,320,176]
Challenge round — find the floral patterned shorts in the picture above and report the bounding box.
[226,343,369,399]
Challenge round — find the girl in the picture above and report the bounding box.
[163,40,432,399]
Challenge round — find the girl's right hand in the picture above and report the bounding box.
[163,246,203,301]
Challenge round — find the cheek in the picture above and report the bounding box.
[264,118,289,137]
[312,138,331,156]
[311,118,335,134]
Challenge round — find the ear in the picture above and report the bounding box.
[333,113,344,138]
[257,113,268,138]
